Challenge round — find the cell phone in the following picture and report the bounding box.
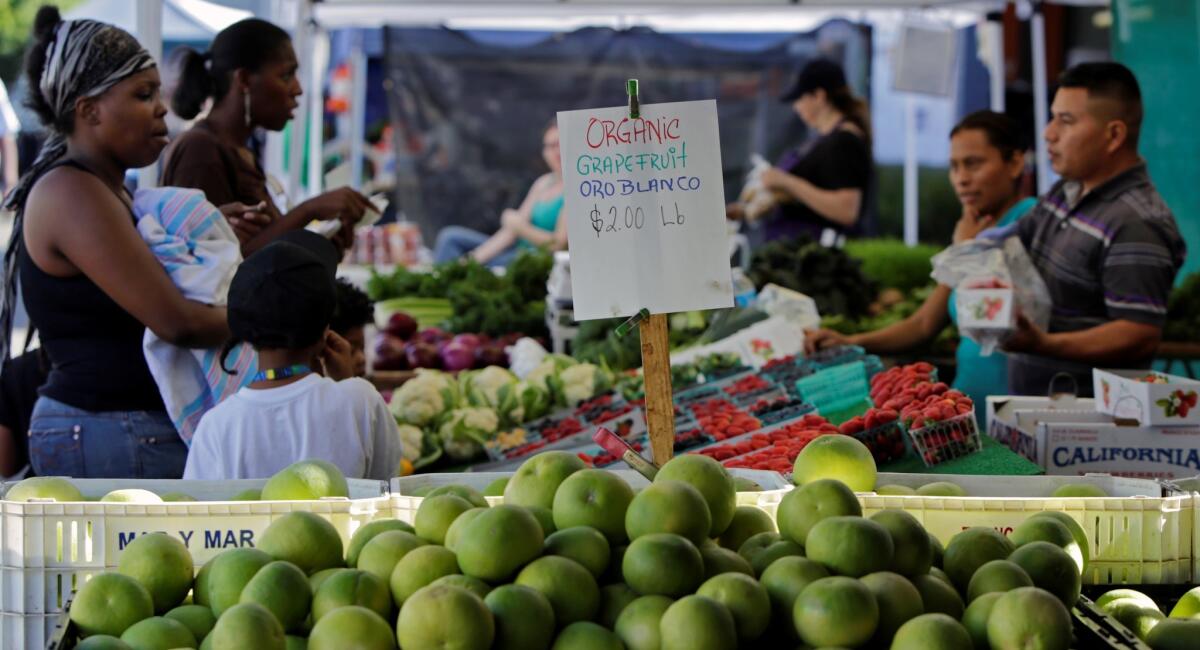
[360,193,389,228]
[306,220,343,239]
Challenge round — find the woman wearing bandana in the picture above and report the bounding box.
[0,7,229,478]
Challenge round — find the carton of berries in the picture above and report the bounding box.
[838,407,908,464]
[1094,368,1200,427]
[697,415,838,474]
[902,391,982,466]
[955,276,1014,333]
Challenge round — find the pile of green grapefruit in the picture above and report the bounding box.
[62,437,1191,649]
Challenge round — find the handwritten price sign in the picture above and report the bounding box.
[558,100,733,320]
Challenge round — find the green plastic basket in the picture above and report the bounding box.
[795,361,871,424]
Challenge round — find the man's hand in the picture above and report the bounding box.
[804,328,851,355]
[952,207,998,244]
[1002,313,1047,355]
[218,201,271,245]
[319,330,357,381]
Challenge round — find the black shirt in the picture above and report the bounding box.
[17,161,165,412]
[764,128,872,241]
[0,351,49,474]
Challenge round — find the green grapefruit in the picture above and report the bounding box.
[792,434,877,492]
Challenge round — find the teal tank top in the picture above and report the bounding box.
[518,195,564,249]
[947,197,1038,422]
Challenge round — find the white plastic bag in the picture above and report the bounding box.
[755,283,822,331]
[738,154,777,222]
[932,236,1051,355]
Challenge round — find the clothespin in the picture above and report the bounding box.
[615,308,650,338]
[627,79,640,119]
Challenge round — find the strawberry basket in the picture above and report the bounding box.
[839,407,908,464]
[907,411,982,466]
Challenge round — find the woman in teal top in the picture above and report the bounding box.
[434,123,565,268]
[806,111,1034,423]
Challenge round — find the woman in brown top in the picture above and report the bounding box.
[161,19,374,254]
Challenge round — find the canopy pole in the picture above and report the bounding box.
[1030,0,1051,194]
[349,34,368,191]
[308,25,330,195]
[986,9,1005,113]
[135,0,162,190]
[288,0,314,200]
[903,95,918,247]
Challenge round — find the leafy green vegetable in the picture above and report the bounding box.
[507,248,555,304]
[1166,272,1200,342]
[843,238,942,293]
[366,249,553,338]
[748,236,877,319]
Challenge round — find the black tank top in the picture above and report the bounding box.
[18,160,164,412]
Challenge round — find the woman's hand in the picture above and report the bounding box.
[218,201,271,245]
[726,202,747,221]
[952,207,998,244]
[803,328,851,355]
[302,187,376,225]
[760,167,793,192]
[500,208,526,232]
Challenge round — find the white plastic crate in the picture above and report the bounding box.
[2,612,57,650]
[753,472,1193,585]
[0,478,391,649]
[390,468,790,525]
[1164,475,1200,585]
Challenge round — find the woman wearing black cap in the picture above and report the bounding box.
[731,59,873,244]
[161,19,375,255]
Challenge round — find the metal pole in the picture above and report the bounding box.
[986,10,1006,113]
[1030,0,1051,194]
[308,27,329,196]
[349,34,368,192]
[135,0,162,190]
[262,0,288,199]
[903,96,918,247]
[288,0,314,200]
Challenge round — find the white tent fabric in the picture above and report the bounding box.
[66,0,251,42]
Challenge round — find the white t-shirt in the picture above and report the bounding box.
[183,374,402,481]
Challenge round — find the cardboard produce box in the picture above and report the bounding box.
[1093,369,1200,427]
[986,395,1098,461]
[1039,421,1200,479]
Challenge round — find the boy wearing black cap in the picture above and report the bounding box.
[183,231,402,480]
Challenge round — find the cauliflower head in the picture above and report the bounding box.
[560,363,614,407]
[396,424,425,463]
[462,366,518,409]
[437,407,500,461]
[390,370,459,426]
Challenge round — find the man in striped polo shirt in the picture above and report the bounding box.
[1003,62,1185,397]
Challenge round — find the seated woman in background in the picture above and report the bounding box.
[804,110,1036,422]
[434,122,565,268]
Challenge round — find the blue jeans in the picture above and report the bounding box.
[28,397,187,479]
[433,226,517,269]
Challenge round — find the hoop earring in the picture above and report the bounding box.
[243,91,252,128]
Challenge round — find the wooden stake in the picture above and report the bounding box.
[639,313,675,465]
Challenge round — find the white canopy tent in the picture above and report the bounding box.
[130,0,1105,242]
[68,0,252,41]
